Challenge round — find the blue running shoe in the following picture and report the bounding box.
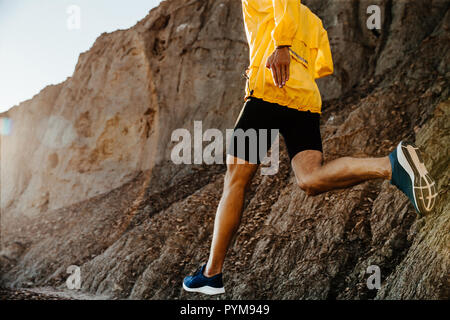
[183,264,225,295]
[389,141,438,216]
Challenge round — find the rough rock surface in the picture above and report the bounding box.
[0,288,69,300]
[1,0,449,299]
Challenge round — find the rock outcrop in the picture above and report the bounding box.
[1,0,449,299]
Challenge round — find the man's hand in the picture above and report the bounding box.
[266,46,291,88]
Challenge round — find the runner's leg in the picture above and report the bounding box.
[204,155,258,277]
[291,150,391,196]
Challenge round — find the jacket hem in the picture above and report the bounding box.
[244,91,322,114]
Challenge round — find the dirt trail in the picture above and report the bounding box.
[0,287,70,300]
[0,287,113,300]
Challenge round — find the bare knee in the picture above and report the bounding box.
[225,162,256,191]
[297,175,321,196]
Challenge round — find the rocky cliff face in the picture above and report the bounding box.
[1,0,449,299]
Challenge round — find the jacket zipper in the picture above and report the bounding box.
[288,48,308,65]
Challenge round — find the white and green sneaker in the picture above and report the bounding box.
[389,141,438,216]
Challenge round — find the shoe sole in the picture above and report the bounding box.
[182,283,225,295]
[397,141,438,215]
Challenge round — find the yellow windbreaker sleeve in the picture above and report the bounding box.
[271,0,301,47]
[314,27,334,79]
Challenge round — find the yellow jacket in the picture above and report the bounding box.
[242,0,334,113]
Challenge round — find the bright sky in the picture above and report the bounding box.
[0,0,163,112]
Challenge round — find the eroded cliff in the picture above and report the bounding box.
[1,0,449,299]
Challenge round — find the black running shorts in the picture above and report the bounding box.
[228,96,322,164]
